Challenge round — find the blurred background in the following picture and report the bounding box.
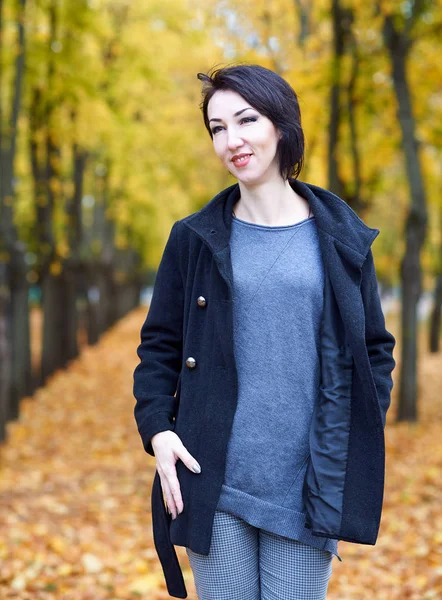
[0,0,441,598]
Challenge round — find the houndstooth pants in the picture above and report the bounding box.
[186,510,334,600]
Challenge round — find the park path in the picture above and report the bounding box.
[0,307,194,600]
[0,308,441,599]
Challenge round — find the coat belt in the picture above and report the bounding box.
[151,470,188,598]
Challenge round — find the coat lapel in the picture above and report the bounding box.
[183,177,379,284]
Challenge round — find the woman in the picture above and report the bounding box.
[133,64,396,600]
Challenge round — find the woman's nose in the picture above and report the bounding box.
[226,129,244,150]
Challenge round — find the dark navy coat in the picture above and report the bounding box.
[133,178,396,598]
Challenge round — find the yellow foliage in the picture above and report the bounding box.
[49,260,62,276]
[4,0,441,283]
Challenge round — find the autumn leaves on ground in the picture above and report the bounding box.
[0,307,441,600]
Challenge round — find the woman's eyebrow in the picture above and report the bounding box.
[209,107,255,123]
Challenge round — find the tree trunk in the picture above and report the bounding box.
[29,86,47,389]
[0,0,30,440]
[9,245,32,420]
[328,0,345,198]
[63,258,80,362]
[292,0,312,48]
[0,264,10,443]
[346,15,363,214]
[40,0,70,381]
[85,262,101,346]
[429,274,442,353]
[64,130,88,362]
[382,15,428,422]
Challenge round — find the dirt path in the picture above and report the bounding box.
[0,308,440,599]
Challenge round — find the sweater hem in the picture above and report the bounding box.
[216,484,343,562]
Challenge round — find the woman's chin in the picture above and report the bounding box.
[226,165,270,186]
[236,172,267,186]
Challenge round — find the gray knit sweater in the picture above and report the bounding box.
[216,213,342,561]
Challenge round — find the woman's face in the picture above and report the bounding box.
[207,89,282,183]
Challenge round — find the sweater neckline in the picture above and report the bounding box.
[231,214,315,231]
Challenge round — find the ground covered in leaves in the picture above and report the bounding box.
[0,307,441,599]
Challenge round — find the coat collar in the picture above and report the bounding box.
[181,178,379,270]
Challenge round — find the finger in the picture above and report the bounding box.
[160,474,178,519]
[175,444,201,474]
[163,463,183,515]
[168,473,184,515]
[161,490,171,515]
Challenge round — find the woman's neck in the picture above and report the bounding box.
[233,178,311,226]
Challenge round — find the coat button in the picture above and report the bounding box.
[197,296,207,307]
[185,356,197,369]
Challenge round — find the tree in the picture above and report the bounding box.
[0,0,30,441]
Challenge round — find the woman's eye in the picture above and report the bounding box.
[211,116,257,135]
[240,116,257,125]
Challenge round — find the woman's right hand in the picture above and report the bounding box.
[151,430,201,519]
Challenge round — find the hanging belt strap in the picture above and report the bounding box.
[151,470,188,598]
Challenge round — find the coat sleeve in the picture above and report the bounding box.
[133,221,184,456]
[360,248,396,428]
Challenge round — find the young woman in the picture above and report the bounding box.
[133,64,396,600]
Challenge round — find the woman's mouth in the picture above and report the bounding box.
[232,154,252,167]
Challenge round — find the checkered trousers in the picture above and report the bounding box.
[186,509,334,600]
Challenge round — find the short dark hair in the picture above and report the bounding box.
[197,63,304,181]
